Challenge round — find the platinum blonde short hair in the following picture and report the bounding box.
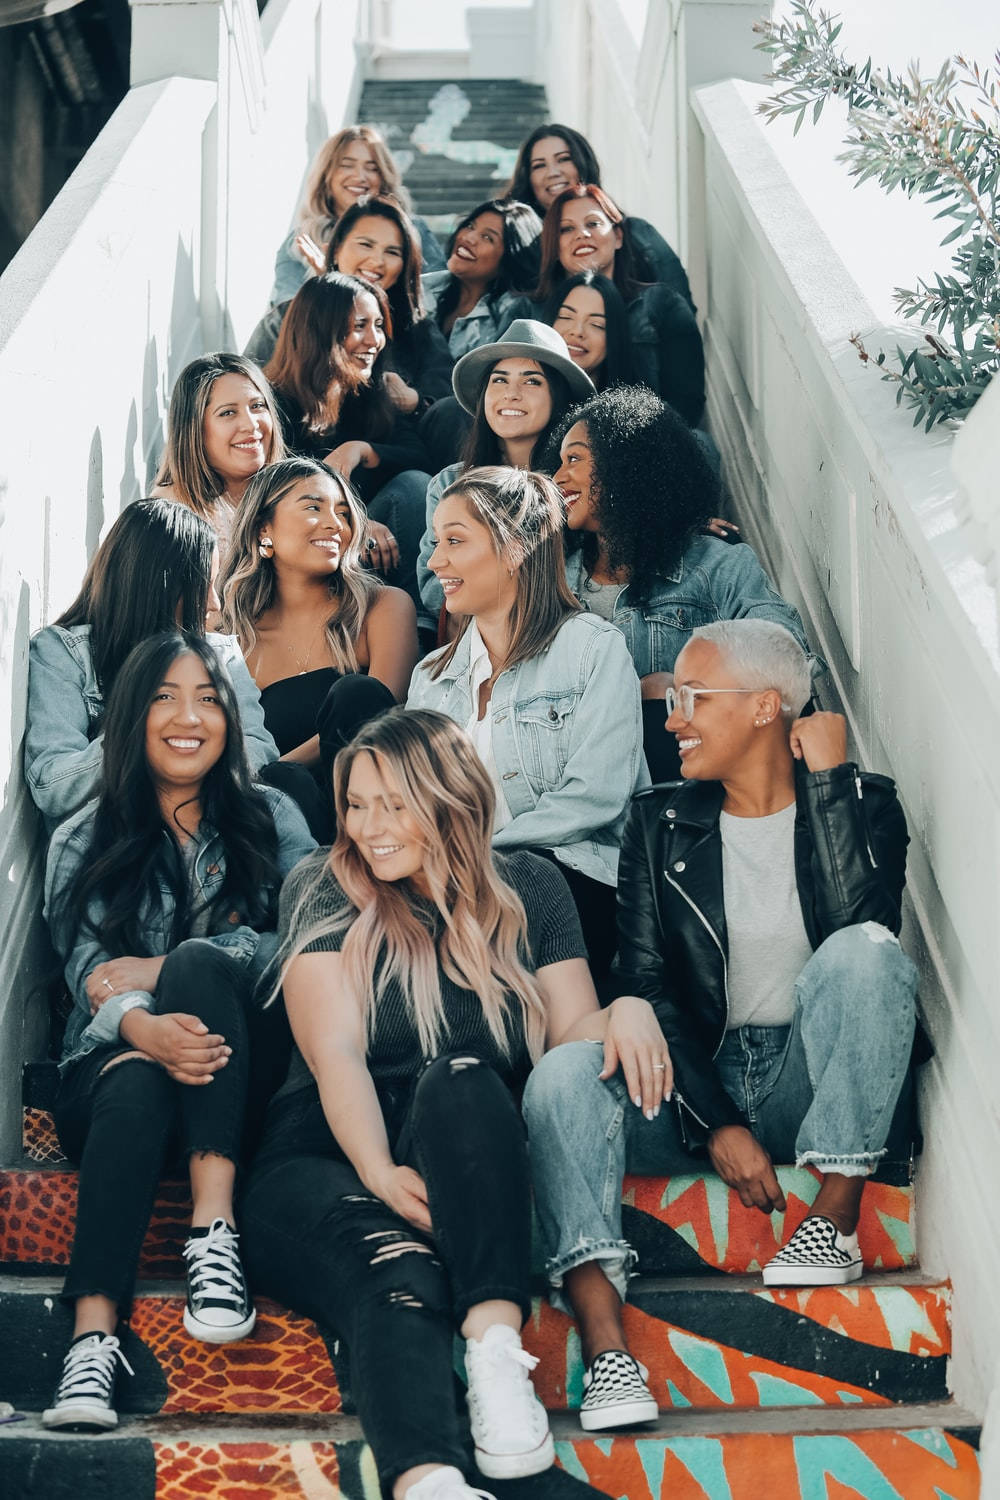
[688,619,812,717]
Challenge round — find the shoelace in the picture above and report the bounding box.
[468,1339,542,1440]
[55,1335,134,1403]
[183,1218,247,1310]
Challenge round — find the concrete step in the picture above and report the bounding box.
[0,1162,917,1279]
[0,1271,950,1418]
[0,1406,981,1499]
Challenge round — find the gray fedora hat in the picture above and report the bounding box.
[451,318,596,415]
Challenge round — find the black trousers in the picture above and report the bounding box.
[242,1054,532,1491]
[55,941,280,1312]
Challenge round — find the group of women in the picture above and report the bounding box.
[20,116,920,1500]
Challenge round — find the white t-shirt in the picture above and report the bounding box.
[720,801,813,1029]
[465,621,512,834]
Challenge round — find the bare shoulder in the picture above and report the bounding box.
[366,585,417,628]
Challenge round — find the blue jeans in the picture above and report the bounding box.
[522,923,917,1305]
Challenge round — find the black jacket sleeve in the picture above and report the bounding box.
[799,764,909,939]
[392,319,455,409]
[616,800,746,1139]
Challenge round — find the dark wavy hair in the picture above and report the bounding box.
[55,500,216,702]
[502,124,601,213]
[542,270,635,391]
[556,386,719,603]
[326,195,423,338]
[535,184,643,303]
[434,199,542,331]
[61,631,280,957]
[460,359,575,471]
[265,271,395,439]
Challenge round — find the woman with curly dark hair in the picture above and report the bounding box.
[552,387,819,777]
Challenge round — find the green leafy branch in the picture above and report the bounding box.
[754,0,1000,429]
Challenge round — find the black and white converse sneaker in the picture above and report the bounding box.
[580,1349,659,1431]
[762,1215,864,1286]
[42,1331,134,1431]
[182,1218,256,1343]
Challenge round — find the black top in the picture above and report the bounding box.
[275,847,586,1102]
[274,390,429,503]
[259,668,340,757]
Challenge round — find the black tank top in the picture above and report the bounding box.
[258,669,340,757]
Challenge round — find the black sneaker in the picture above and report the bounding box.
[182,1218,256,1343]
[42,1332,134,1431]
[580,1349,658,1431]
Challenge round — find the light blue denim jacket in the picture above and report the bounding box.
[421,271,525,360]
[563,536,824,679]
[25,624,279,832]
[45,786,316,1069]
[406,613,649,886]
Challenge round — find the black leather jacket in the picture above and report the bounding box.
[615,762,909,1143]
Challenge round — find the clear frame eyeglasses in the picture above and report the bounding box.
[665,686,755,721]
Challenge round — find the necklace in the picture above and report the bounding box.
[284,617,330,675]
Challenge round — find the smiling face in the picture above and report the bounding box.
[667,639,763,781]
[553,420,600,532]
[344,749,429,891]
[334,214,406,292]
[145,651,228,795]
[558,196,622,278]
[202,373,274,488]
[428,491,517,618]
[552,286,608,374]
[528,134,581,210]
[448,211,505,284]
[483,357,553,449]
[259,473,352,578]
[342,290,387,382]
[329,142,383,216]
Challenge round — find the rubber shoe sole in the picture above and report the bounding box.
[762,1258,863,1287]
[183,1304,257,1344]
[474,1428,555,1479]
[580,1391,660,1431]
[42,1401,118,1431]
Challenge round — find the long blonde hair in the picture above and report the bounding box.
[218,456,380,674]
[297,126,410,246]
[280,709,549,1063]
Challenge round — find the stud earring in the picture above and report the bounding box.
[259,537,274,558]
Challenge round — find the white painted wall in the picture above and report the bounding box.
[690,75,1000,1448]
[0,0,368,1160]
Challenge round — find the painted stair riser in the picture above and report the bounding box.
[0,1282,949,1416]
[0,1165,916,1277]
[0,1428,981,1500]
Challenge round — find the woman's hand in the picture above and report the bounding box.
[119,1009,231,1087]
[789,711,847,772]
[86,956,166,1014]
[703,517,740,541]
[707,1124,787,1213]
[640,671,673,702]
[366,1162,433,1233]
[324,440,380,476]
[294,232,327,277]
[599,995,673,1119]
[361,520,400,573]
[383,372,420,414]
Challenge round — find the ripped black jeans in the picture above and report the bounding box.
[241,1054,533,1491]
[54,940,282,1313]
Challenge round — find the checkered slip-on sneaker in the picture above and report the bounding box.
[580,1349,659,1431]
[762,1214,864,1286]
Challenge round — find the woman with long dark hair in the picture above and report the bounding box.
[415,320,593,627]
[503,123,693,309]
[421,199,542,359]
[542,269,636,390]
[264,271,431,603]
[40,631,315,1431]
[26,500,277,832]
[248,198,453,414]
[270,124,444,306]
[241,707,670,1498]
[151,353,286,565]
[535,184,705,426]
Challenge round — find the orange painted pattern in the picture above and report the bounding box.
[155,1440,343,1499]
[130,1298,342,1414]
[21,1107,66,1164]
[624,1171,915,1272]
[0,1169,190,1275]
[760,1283,950,1357]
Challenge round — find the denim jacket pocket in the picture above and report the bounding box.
[636,602,717,675]
[513,691,577,788]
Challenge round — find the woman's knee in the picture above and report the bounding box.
[522,1040,611,1127]
[799,924,918,1024]
[412,1052,509,1117]
[159,939,243,991]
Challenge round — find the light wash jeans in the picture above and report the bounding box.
[522,923,918,1306]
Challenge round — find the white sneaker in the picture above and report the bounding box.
[183,1218,256,1342]
[405,1467,496,1499]
[464,1325,554,1480]
[762,1215,864,1286]
[42,1332,134,1431]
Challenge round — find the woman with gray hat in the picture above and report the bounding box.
[415,320,594,633]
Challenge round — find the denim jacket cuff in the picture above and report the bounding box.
[81,989,154,1047]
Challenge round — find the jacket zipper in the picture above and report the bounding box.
[854,772,878,869]
[663,868,730,1057]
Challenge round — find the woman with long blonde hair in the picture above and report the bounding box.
[220,456,417,836]
[240,707,670,1499]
